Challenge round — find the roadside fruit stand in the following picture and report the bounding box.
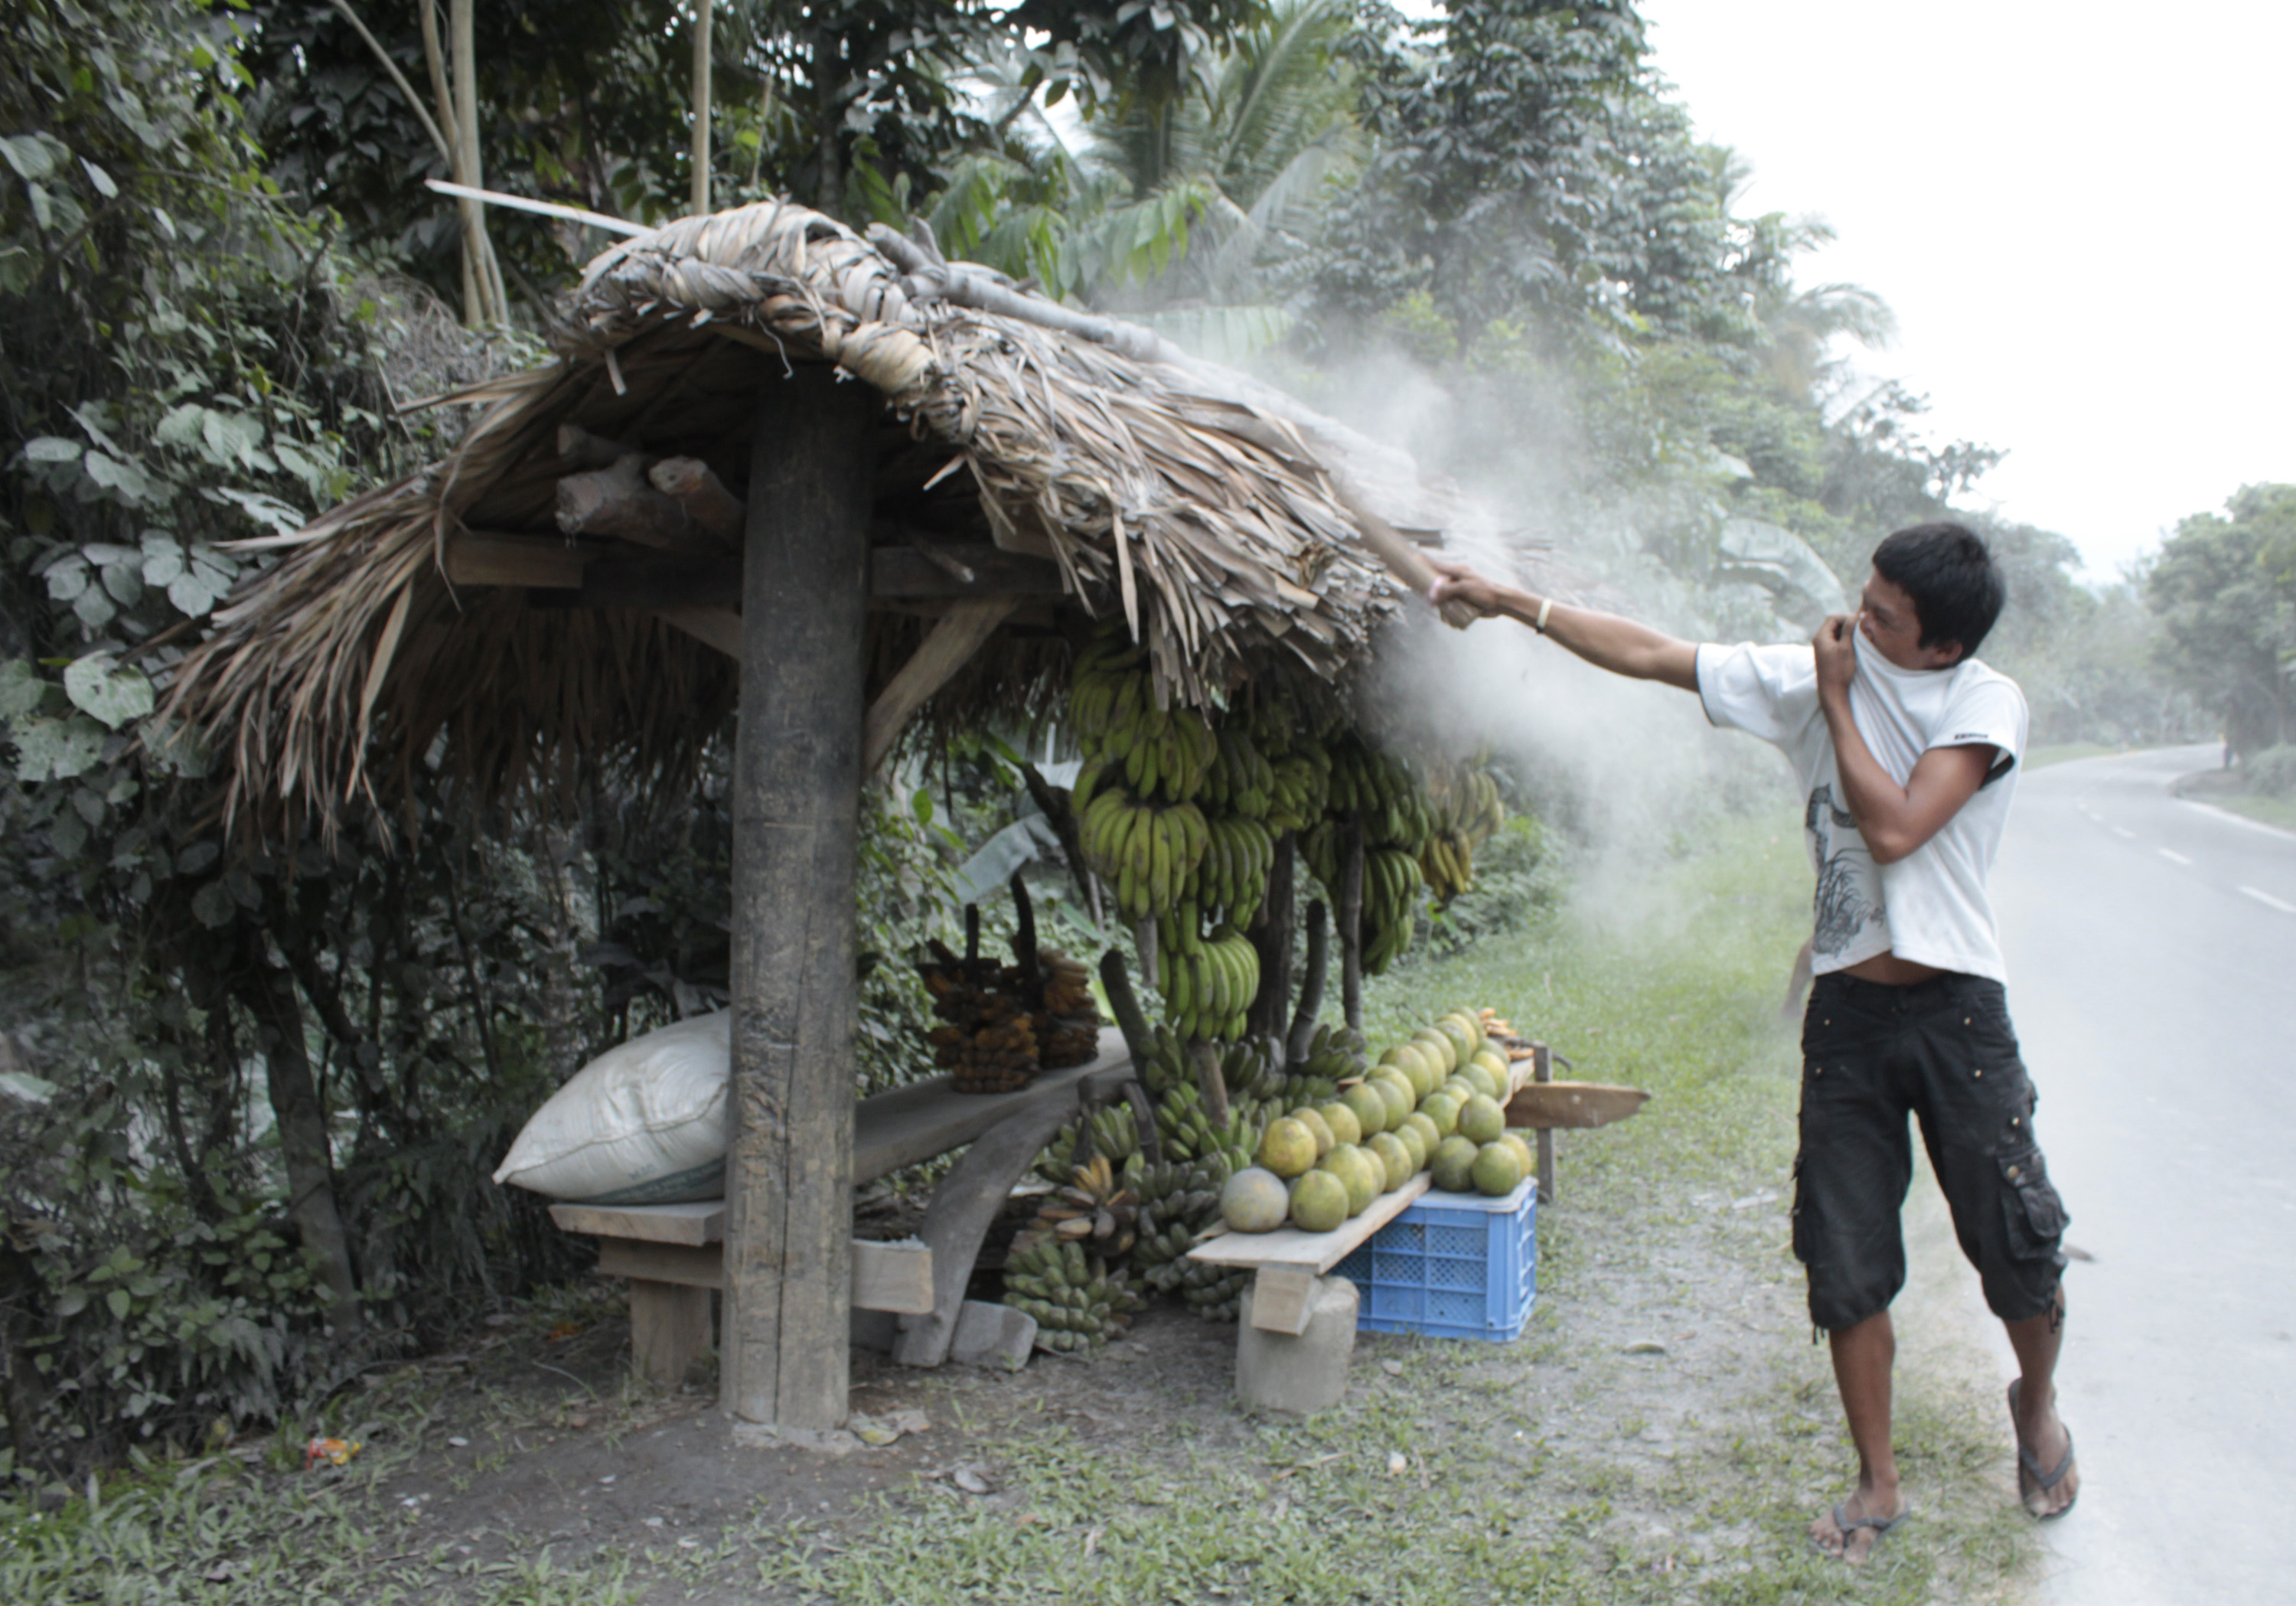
[155,197,1614,1430]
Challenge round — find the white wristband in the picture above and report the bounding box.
[1534,596,1553,635]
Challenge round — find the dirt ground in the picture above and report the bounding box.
[329,1147,2027,1605]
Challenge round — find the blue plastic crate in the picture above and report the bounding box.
[1333,1180,1536,1342]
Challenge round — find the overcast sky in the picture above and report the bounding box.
[1635,1,2296,580]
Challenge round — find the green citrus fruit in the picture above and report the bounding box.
[1288,1169,1349,1233]
[1256,1117,1319,1180]
[1317,1100,1362,1147]
[1221,1167,1293,1232]
[1456,1092,1506,1146]
[1290,1105,1336,1157]
[1430,1134,1480,1193]
[1365,1132,1414,1192]
[1472,1140,1525,1197]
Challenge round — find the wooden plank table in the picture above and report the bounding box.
[551,1027,1136,1380]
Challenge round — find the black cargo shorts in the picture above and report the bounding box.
[1793,970,2069,1332]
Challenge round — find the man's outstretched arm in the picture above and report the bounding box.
[1812,614,1994,864]
[1428,559,1699,691]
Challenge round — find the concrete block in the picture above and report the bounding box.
[1236,1274,1358,1413]
[850,1307,899,1353]
[949,1299,1037,1371]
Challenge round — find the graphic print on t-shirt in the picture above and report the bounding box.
[1805,782,1880,959]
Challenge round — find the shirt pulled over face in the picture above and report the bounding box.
[1694,631,2028,982]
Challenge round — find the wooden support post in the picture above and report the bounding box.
[1532,1041,1555,1205]
[722,363,877,1430]
[1339,814,1365,1033]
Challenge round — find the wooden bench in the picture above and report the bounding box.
[552,1026,1136,1380]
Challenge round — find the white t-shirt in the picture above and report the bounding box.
[1695,631,2028,981]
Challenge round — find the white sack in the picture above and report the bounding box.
[492,1011,731,1203]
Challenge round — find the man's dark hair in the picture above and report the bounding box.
[1871,521,2005,658]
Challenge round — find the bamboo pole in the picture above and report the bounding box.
[690,0,714,217]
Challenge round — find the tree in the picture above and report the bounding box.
[2146,484,2296,757]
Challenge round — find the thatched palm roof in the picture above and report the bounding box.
[159,199,1518,841]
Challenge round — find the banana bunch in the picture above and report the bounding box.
[1002,1236,1143,1353]
[1282,1021,1368,1094]
[1182,814,1274,930]
[1015,1152,1139,1263]
[1068,630,1217,806]
[1264,748,1331,834]
[1130,1154,1233,1288]
[1133,1023,1192,1097]
[1176,1258,1251,1323]
[1075,785,1208,921]
[1221,1036,1284,1102]
[1326,740,1436,855]
[1420,762,1506,900]
[1156,921,1261,1043]
[1033,1101,1145,1187]
[1153,1080,1261,1172]
[1040,948,1098,1017]
[1362,847,1426,974]
[1199,726,1276,821]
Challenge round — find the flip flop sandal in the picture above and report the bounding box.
[1818,1501,1908,1561]
[2008,1379,2079,1519]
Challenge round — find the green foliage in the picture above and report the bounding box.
[2145,483,2296,757]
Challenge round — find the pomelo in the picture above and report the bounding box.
[1418,1092,1461,1138]
[1288,1169,1349,1233]
[1397,1113,1437,1165]
[1342,1083,1388,1138]
[1317,1100,1362,1147]
[1430,1134,1480,1193]
[1221,1167,1292,1232]
[1290,1105,1336,1157]
[1365,1132,1414,1192]
[1412,1029,1458,1074]
[1438,1019,1478,1066]
[1370,1075,1414,1131]
[1256,1116,1319,1180]
[1471,1047,1510,1085]
[1394,1049,1436,1100]
[1456,1092,1506,1146]
[1457,1062,1499,1100]
[1500,1132,1534,1180]
[1471,1140,1525,1197]
[1319,1144,1380,1216]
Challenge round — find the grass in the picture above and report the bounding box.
[2198,792,2296,832]
[0,811,2040,1604]
[2024,742,2135,770]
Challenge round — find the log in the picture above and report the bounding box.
[444,535,589,589]
[650,456,745,543]
[720,363,877,1431]
[859,596,1019,775]
[1504,1078,1649,1131]
[558,423,641,469]
[556,452,701,549]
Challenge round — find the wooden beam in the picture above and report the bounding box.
[1503,1079,1650,1131]
[654,606,741,659]
[860,596,1017,775]
[721,363,877,1431]
[869,543,1065,599]
[444,536,590,589]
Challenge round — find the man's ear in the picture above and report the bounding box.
[1925,638,1967,668]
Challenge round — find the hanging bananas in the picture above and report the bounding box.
[1418,761,1507,902]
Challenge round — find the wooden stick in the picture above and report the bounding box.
[859,596,1017,775]
[1099,948,1152,1071]
[1192,1039,1229,1128]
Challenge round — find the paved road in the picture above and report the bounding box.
[1985,745,2296,1603]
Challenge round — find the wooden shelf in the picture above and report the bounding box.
[852,1026,1131,1182]
[1186,1173,1433,1278]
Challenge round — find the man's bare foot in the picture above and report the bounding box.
[2009,1379,2079,1519]
[1808,1484,1909,1563]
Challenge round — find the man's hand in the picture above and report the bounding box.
[1427,557,1507,619]
[1813,613,1858,699]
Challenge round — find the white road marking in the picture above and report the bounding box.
[2114,827,2136,839]
[2159,848,2193,866]
[2241,886,2296,914]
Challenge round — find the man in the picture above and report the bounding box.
[1430,522,2076,1562]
